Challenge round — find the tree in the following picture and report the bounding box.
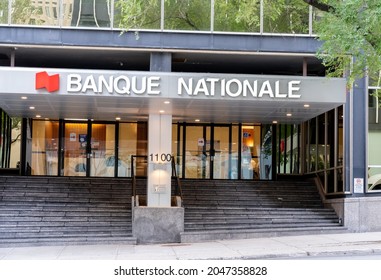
[303,0,381,84]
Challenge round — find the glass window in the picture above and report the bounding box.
[260,124,272,180]
[241,125,260,179]
[184,126,211,179]
[119,122,141,177]
[312,6,325,34]
[337,106,344,192]
[369,71,381,87]
[165,0,210,31]
[68,0,111,28]
[0,0,9,24]
[90,123,115,177]
[214,0,260,32]
[114,0,160,29]
[317,114,326,171]
[31,120,59,176]
[307,118,316,172]
[10,117,21,168]
[263,0,309,34]
[213,126,230,179]
[11,0,60,26]
[231,125,239,179]
[368,131,381,192]
[291,125,300,174]
[0,111,4,167]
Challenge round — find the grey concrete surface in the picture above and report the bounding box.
[133,207,184,244]
[1,231,381,260]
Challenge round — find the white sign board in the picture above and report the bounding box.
[198,138,205,147]
[354,178,364,193]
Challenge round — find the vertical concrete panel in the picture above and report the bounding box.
[345,76,367,193]
[147,114,172,207]
[150,52,172,72]
[352,78,367,190]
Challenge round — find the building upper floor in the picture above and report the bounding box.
[0,0,320,35]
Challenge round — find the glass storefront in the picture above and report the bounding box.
[368,75,381,192]
[3,0,317,35]
[304,106,344,194]
[28,115,344,183]
[175,123,273,180]
[31,120,147,177]
[277,124,300,175]
[31,120,59,176]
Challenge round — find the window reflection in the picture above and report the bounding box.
[114,0,161,29]
[6,0,317,35]
[11,0,60,26]
[165,0,210,31]
[70,0,111,27]
[263,0,309,34]
[214,0,260,32]
[0,1,8,24]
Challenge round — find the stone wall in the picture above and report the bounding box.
[132,207,184,244]
[326,197,381,232]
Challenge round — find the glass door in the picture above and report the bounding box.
[62,121,118,177]
[62,121,89,176]
[184,125,211,179]
[212,125,231,179]
[90,123,116,177]
[180,124,233,179]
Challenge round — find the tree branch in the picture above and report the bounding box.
[303,0,335,13]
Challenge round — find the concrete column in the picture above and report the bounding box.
[147,114,172,207]
[150,52,172,72]
[345,76,367,193]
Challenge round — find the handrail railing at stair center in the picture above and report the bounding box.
[172,156,183,205]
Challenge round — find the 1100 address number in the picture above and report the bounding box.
[149,153,172,162]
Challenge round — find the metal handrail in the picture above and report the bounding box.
[130,154,183,207]
[172,156,183,204]
[130,155,148,199]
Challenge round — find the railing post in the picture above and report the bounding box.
[131,155,135,198]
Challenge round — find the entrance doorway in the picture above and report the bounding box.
[180,124,232,179]
[62,121,118,177]
[175,123,273,180]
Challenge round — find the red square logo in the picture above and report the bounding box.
[35,71,60,92]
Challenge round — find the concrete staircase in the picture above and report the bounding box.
[180,179,345,242]
[0,176,136,247]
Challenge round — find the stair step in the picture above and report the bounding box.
[0,176,133,246]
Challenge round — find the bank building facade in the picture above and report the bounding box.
[0,1,377,245]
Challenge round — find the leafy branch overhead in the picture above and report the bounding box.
[303,0,381,83]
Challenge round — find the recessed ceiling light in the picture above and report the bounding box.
[272,120,278,124]
[164,101,170,104]
[29,106,35,110]
[286,113,292,117]
[35,115,41,118]
[159,110,165,113]
[21,96,28,100]
[304,104,310,108]
[195,119,200,122]
[115,117,121,121]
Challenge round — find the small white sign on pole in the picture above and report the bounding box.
[354,178,364,193]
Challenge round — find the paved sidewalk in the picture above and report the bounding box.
[1,232,381,260]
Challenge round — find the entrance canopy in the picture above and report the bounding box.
[0,67,346,123]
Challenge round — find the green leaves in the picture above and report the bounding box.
[314,0,381,84]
